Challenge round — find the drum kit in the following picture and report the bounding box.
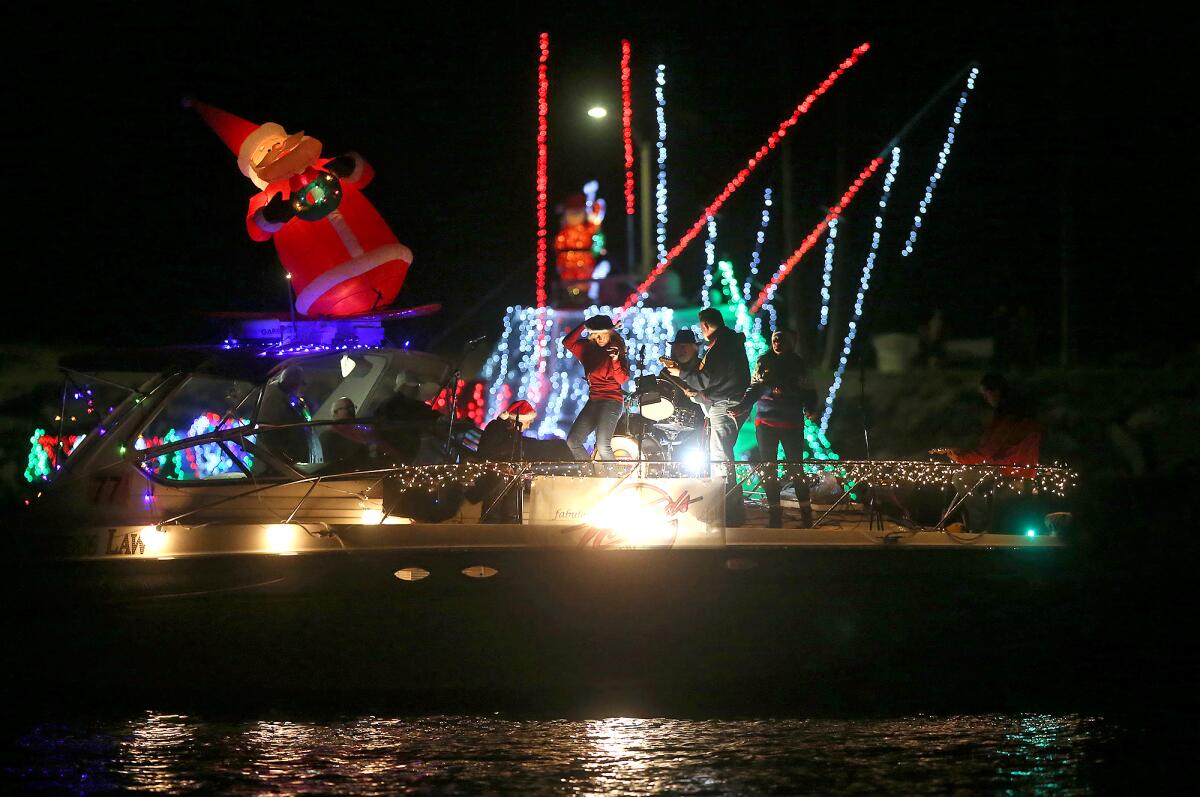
[612,375,705,461]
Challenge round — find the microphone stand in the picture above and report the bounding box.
[635,345,647,476]
[443,337,482,460]
[443,366,462,459]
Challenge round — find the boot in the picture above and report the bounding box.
[799,502,813,528]
[768,505,783,528]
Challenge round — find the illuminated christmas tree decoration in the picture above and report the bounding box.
[751,156,885,314]
[535,32,551,308]
[901,67,978,258]
[621,39,635,217]
[701,216,717,308]
[622,42,871,312]
[742,187,773,302]
[655,64,669,263]
[818,216,838,330]
[821,147,902,433]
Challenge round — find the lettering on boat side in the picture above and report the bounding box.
[105,528,146,556]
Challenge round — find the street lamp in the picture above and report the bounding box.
[585,106,651,276]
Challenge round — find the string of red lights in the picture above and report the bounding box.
[618,42,871,313]
[530,33,552,405]
[750,156,885,314]
[621,39,635,217]
[534,32,550,309]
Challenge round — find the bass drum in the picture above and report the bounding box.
[610,434,663,461]
[652,377,704,432]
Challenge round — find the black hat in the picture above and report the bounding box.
[584,314,615,331]
[671,329,698,345]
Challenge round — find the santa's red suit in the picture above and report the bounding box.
[192,100,412,318]
[245,156,412,316]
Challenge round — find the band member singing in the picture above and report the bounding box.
[665,308,750,524]
[563,314,631,461]
[730,330,820,528]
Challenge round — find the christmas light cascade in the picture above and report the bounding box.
[750,156,885,314]
[621,39,635,217]
[742,187,773,302]
[654,64,669,263]
[821,147,902,433]
[718,260,768,363]
[534,32,551,308]
[701,216,717,308]
[529,33,552,403]
[818,217,838,330]
[901,67,978,258]
[621,42,871,312]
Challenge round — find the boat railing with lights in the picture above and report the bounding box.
[120,416,1074,535]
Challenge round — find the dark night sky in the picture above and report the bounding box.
[7,5,1192,362]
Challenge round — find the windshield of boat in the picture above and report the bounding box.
[134,350,451,481]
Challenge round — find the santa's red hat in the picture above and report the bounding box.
[186,98,286,188]
[499,400,536,425]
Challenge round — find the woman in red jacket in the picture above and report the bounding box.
[563,314,631,461]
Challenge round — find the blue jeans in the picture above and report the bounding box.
[706,399,746,525]
[566,399,623,461]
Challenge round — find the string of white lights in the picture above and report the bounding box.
[818,216,838,330]
[742,187,773,302]
[655,64,669,263]
[901,67,979,258]
[821,147,902,434]
[700,216,717,308]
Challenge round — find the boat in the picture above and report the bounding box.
[4,332,1080,711]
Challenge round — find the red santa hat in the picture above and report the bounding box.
[499,400,536,425]
[187,98,286,188]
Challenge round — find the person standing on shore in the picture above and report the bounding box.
[563,314,630,462]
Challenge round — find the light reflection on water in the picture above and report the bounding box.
[3,712,1192,794]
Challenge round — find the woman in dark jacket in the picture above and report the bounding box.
[731,330,819,527]
[563,314,631,461]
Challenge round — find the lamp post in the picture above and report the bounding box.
[586,105,647,276]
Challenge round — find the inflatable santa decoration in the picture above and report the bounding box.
[190,100,412,317]
[553,190,606,282]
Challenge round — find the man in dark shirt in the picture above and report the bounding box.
[732,330,820,527]
[666,308,750,525]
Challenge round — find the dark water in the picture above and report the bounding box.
[3,712,1195,795]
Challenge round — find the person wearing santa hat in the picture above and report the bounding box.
[188,99,412,318]
[562,315,630,463]
[477,400,537,462]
